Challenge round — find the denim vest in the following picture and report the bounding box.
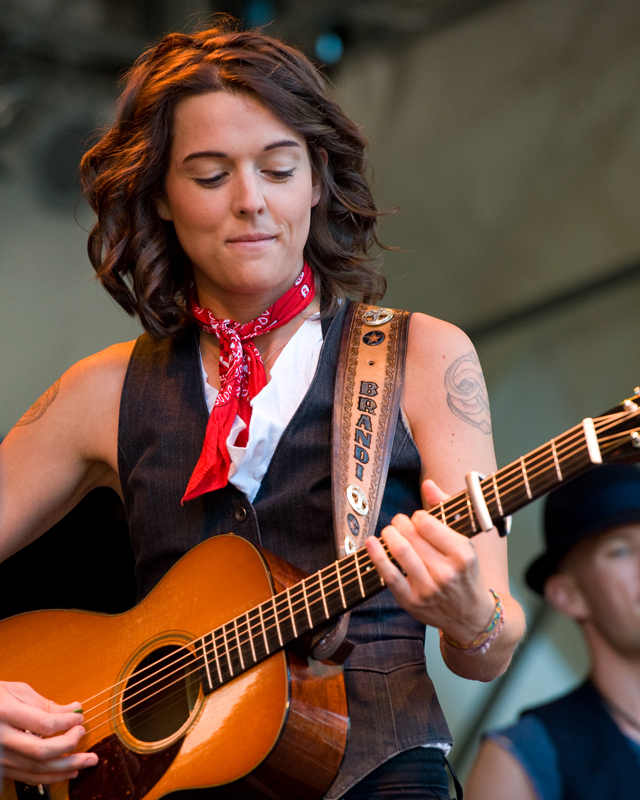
[118,302,451,798]
[525,681,640,799]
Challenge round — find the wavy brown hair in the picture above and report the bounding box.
[81,19,388,339]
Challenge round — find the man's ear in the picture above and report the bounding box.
[155,195,173,221]
[311,148,329,208]
[544,572,589,621]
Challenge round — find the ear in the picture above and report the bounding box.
[155,195,173,221]
[544,572,589,622]
[311,148,329,208]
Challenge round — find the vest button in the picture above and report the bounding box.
[234,506,247,522]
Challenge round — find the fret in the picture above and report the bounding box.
[360,550,383,592]
[551,439,563,482]
[233,618,244,671]
[291,584,311,635]
[209,631,223,685]
[301,580,313,628]
[196,636,214,693]
[438,496,469,535]
[305,574,325,628]
[271,598,285,648]
[321,563,345,618]
[220,625,234,679]
[238,614,254,668]
[319,572,329,619]
[492,473,504,516]
[520,456,532,500]
[336,561,347,609]
[275,593,296,644]
[286,588,298,639]
[246,609,258,664]
[343,556,363,607]
[354,553,365,598]
[439,501,446,524]
[466,497,477,533]
[259,602,274,651]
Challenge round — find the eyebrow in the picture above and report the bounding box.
[183,139,301,163]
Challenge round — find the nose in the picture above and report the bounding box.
[232,170,266,218]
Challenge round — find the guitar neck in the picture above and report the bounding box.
[195,405,640,693]
[431,417,603,538]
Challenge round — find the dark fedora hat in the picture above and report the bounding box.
[525,463,640,594]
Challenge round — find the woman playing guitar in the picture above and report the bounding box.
[0,20,525,799]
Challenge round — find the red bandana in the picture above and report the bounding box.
[183,262,316,502]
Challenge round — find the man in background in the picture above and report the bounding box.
[465,463,640,799]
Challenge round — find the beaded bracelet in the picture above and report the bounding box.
[440,589,505,655]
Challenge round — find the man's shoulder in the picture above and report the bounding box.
[484,709,563,800]
[521,681,597,727]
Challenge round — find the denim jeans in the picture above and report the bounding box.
[342,747,460,800]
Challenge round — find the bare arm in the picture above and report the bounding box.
[0,340,134,785]
[465,739,539,800]
[366,313,525,680]
[0,341,134,562]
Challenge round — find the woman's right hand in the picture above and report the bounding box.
[0,681,98,786]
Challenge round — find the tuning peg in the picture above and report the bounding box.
[632,432,640,449]
[635,387,640,394]
[624,399,639,411]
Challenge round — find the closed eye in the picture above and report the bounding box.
[194,174,226,187]
[266,169,295,180]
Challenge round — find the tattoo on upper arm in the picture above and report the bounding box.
[15,379,61,427]
[444,352,492,434]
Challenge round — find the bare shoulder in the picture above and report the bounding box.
[9,339,137,464]
[405,313,481,397]
[402,312,496,491]
[58,340,136,398]
[0,340,137,560]
[465,739,538,800]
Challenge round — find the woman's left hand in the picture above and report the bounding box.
[366,478,496,641]
[366,478,524,681]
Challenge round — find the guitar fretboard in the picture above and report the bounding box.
[430,420,598,537]
[193,409,636,692]
[195,547,383,692]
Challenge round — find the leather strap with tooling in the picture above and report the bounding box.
[332,302,412,558]
[310,302,411,663]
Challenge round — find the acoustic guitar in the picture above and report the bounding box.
[2,391,640,800]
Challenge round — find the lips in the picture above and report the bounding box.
[227,233,276,243]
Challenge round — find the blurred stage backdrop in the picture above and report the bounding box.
[1,0,640,780]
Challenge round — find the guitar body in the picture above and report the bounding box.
[0,535,349,800]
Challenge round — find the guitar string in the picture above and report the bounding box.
[445,412,636,523]
[80,419,636,734]
[78,413,639,733]
[438,411,634,521]
[91,409,634,723]
[421,418,596,523]
[79,414,637,733]
[83,435,631,740]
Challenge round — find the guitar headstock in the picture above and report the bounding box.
[597,388,640,464]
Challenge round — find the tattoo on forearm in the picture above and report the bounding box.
[15,379,61,427]
[444,352,492,434]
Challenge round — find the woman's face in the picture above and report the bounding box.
[157,90,321,317]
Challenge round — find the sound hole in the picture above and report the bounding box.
[122,644,199,743]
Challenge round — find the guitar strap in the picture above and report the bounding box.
[332,302,412,557]
[311,302,411,661]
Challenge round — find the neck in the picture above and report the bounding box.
[194,267,311,325]
[199,297,319,386]
[587,630,640,742]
